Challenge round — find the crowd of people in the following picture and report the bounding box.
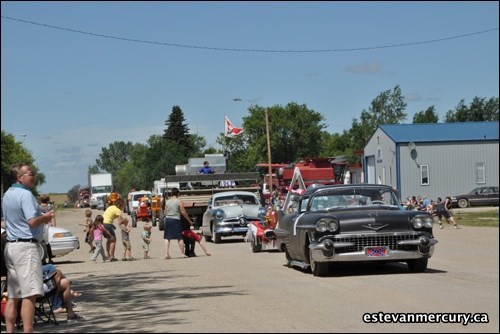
[1,163,215,332]
[80,191,211,262]
[403,195,458,229]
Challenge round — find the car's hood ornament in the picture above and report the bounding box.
[361,223,388,231]
[238,216,248,226]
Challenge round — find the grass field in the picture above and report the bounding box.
[47,193,69,207]
[452,210,499,227]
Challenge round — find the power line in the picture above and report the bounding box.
[2,15,498,53]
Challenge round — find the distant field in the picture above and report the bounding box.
[47,193,68,206]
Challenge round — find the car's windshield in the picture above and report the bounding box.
[214,195,258,206]
[307,187,400,211]
[133,193,151,201]
[92,185,112,194]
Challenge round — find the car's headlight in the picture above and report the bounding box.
[258,207,267,218]
[412,215,434,229]
[215,210,225,221]
[316,218,338,232]
[52,232,73,238]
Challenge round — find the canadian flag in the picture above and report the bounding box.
[225,115,244,137]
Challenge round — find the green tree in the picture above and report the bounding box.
[1,130,45,194]
[113,143,149,195]
[88,165,100,174]
[95,141,135,176]
[67,184,81,204]
[215,131,249,172]
[445,96,499,122]
[346,85,408,150]
[319,131,350,157]
[219,102,326,171]
[413,106,439,123]
[143,135,187,189]
[187,133,208,157]
[163,105,194,155]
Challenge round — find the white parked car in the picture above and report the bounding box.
[41,226,80,261]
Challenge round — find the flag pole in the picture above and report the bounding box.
[265,109,273,196]
[224,115,228,171]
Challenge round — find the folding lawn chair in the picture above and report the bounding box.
[34,272,58,326]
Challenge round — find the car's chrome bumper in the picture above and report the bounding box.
[50,238,80,257]
[309,237,437,263]
[214,226,249,236]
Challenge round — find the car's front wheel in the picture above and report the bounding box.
[285,248,292,267]
[407,258,428,273]
[309,250,329,277]
[251,236,262,253]
[38,242,48,263]
[457,198,469,208]
[212,224,221,244]
[204,232,212,242]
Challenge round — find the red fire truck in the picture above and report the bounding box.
[256,157,348,201]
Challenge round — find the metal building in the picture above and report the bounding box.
[363,122,499,202]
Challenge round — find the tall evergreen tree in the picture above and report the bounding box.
[163,105,193,154]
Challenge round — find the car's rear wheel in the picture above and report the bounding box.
[457,198,469,208]
[309,249,329,277]
[407,258,428,273]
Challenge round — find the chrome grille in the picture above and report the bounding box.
[333,233,420,253]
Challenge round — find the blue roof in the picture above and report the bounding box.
[379,122,499,143]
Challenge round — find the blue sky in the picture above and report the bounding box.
[1,1,498,193]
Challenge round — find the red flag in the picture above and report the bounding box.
[225,116,243,137]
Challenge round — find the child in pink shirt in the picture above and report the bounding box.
[90,215,111,262]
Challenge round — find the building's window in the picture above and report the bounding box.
[376,147,382,163]
[420,165,429,185]
[476,162,485,184]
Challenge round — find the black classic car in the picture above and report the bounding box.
[274,184,438,276]
[451,186,499,208]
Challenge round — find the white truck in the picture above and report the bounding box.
[89,173,113,209]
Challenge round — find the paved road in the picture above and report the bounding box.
[4,208,498,333]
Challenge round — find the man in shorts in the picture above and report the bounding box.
[2,163,55,333]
